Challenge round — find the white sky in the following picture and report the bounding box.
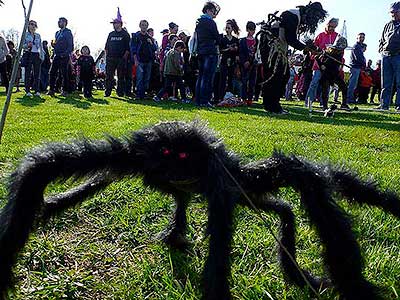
[0,0,393,66]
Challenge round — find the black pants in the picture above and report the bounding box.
[370,85,381,103]
[49,56,69,92]
[0,61,9,91]
[157,75,186,99]
[320,75,347,109]
[105,56,126,96]
[81,74,93,97]
[261,52,290,112]
[24,52,42,93]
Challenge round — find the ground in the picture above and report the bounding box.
[0,89,399,299]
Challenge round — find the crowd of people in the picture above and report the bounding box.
[0,1,399,114]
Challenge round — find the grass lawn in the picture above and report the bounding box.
[0,88,399,299]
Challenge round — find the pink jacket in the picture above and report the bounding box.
[312,30,339,70]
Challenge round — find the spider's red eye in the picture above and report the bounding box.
[178,152,188,159]
[162,148,171,156]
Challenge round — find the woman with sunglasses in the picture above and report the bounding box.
[22,20,44,97]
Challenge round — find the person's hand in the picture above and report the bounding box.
[27,42,33,50]
[244,61,250,69]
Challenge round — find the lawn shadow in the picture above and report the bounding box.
[86,96,109,105]
[56,93,91,109]
[229,102,400,132]
[15,95,46,107]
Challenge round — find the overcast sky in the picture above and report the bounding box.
[0,0,393,66]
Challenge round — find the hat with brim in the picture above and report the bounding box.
[111,7,123,24]
[160,29,169,34]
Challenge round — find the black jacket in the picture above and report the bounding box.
[195,16,220,55]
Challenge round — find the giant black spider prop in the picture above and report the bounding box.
[0,121,399,300]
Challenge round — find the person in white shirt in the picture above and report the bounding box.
[22,20,44,97]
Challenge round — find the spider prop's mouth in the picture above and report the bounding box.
[169,178,199,185]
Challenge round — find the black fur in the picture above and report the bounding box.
[0,120,398,300]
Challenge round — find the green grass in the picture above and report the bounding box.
[0,88,399,299]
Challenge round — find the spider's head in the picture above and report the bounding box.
[131,121,225,192]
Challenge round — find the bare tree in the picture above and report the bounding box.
[0,28,21,46]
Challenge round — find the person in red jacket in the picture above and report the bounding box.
[370,60,381,104]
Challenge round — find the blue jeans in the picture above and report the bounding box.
[136,62,152,99]
[346,67,361,103]
[240,65,257,100]
[305,70,321,106]
[381,55,400,109]
[195,54,218,105]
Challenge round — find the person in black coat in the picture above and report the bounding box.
[258,2,327,114]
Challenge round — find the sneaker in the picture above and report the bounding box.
[168,96,178,102]
[181,98,191,104]
[25,92,33,97]
[153,95,161,102]
[34,92,41,97]
[199,102,214,108]
[395,106,400,113]
[340,104,351,111]
[324,108,334,117]
[61,91,68,97]
[47,90,55,96]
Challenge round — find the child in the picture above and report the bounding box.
[239,21,257,106]
[316,36,351,111]
[77,46,95,98]
[153,40,190,103]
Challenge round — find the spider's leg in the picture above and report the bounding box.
[158,191,191,250]
[241,153,381,300]
[42,172,114,220]
[202,188,236,300]
[241,195,331,291]
[331,170,400,218]
[0,137,136,295]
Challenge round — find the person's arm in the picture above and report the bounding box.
[38,34,44,60]
[123,32,130,60]
[280,11,306,51]
[378,23,388,53]
[67,30,74,55]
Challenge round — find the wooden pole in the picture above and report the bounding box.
[0,0,34,143]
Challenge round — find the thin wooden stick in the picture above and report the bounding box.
[0,0,34,143]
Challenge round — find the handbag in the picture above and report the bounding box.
[20,51,31,68]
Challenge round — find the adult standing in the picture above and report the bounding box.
[104,14,130,97]
[22,20,44,97]
[346,33,366,104]
[195,1,221,107]
[376,2,400,112]
[131,20,157,100]
[259,2,328,113]
[0,34,9,92]
[304,17,339,109]
[219,19,239,100]
[48,17,74,97]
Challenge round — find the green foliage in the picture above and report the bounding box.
[0,89,399,299]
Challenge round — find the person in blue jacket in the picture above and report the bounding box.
[194,1,221,107]
[346,32,366,103]
[48,17,74,97]
[131,20,157,100]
